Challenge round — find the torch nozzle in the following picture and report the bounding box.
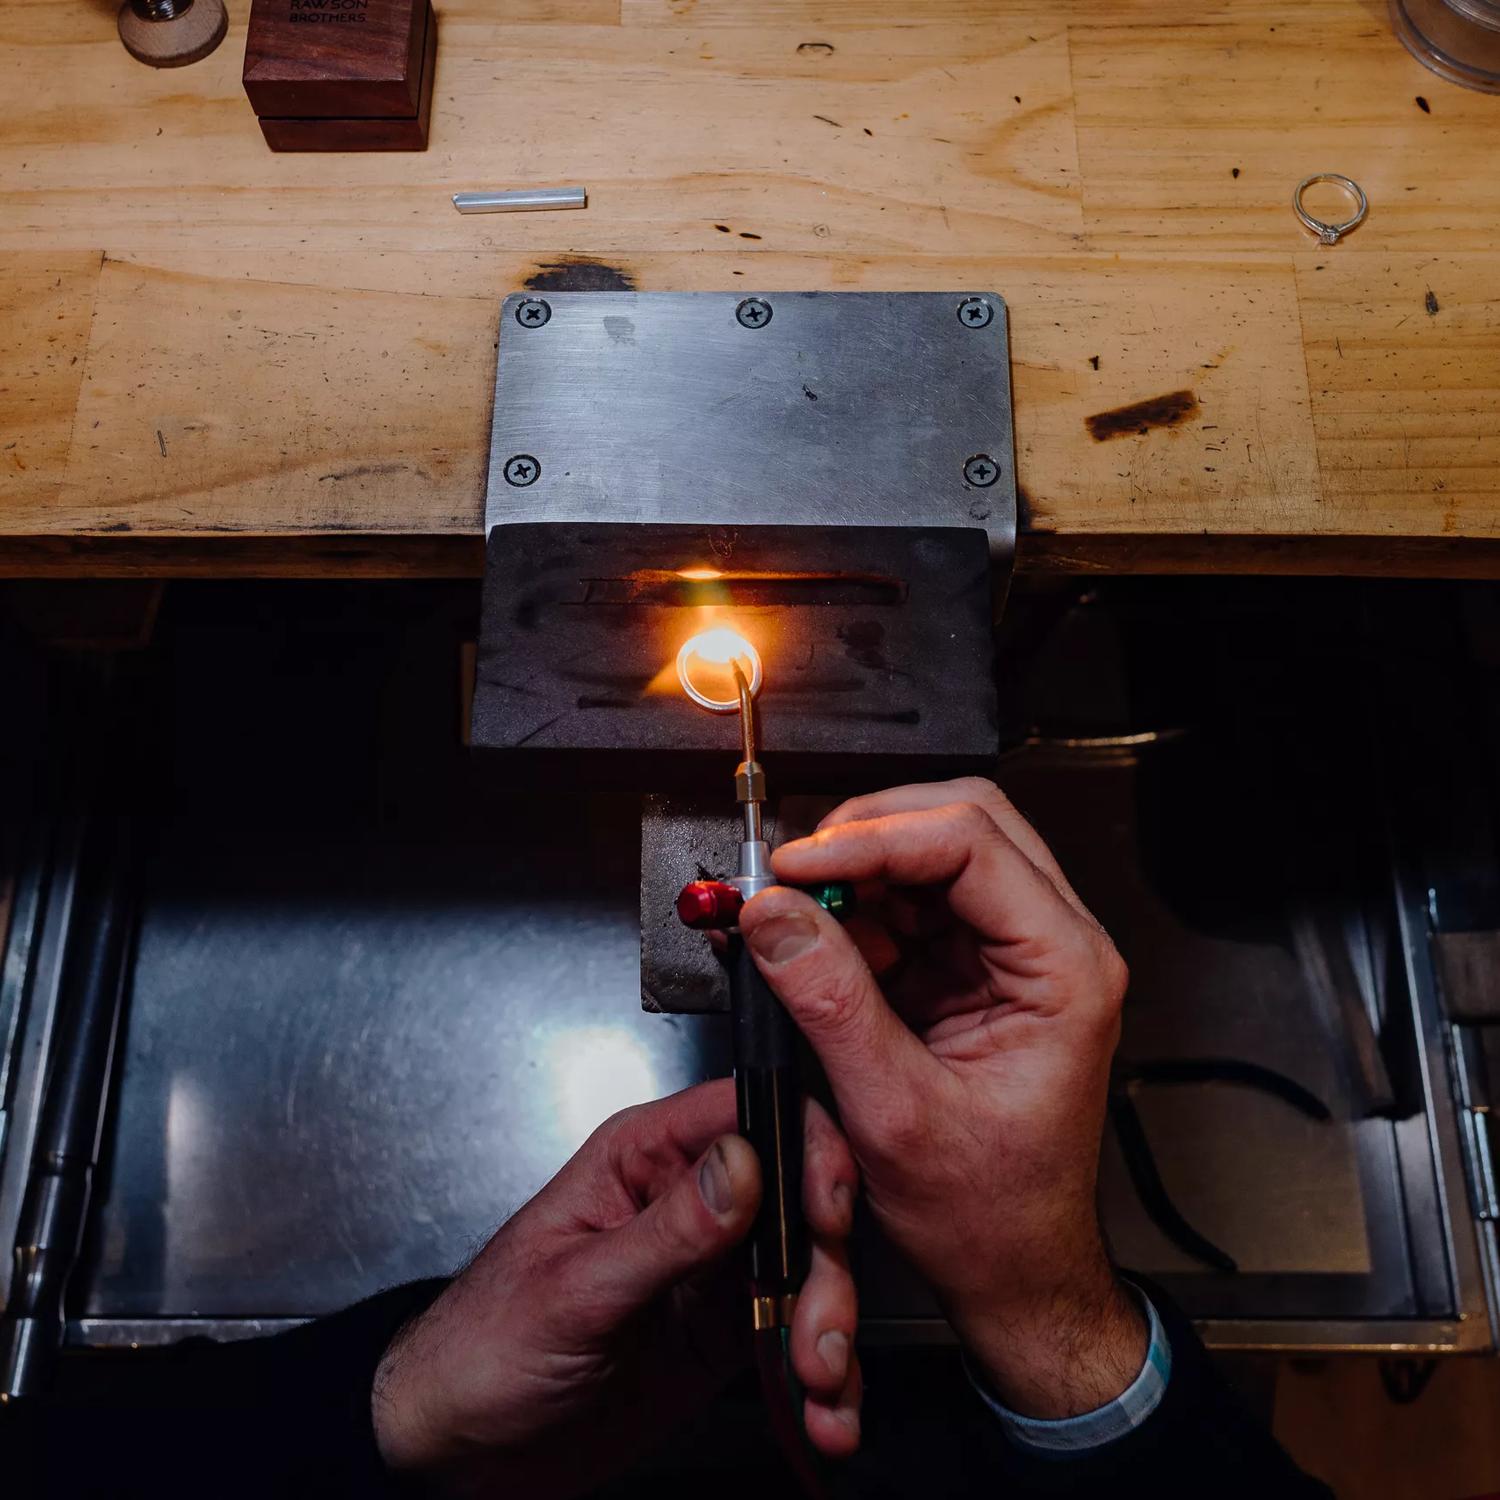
[732,661,765,846]
[733,661,756,762]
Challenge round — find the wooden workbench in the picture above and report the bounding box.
[3,0,1497,577]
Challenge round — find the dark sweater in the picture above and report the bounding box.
[4,1279,1332,1498]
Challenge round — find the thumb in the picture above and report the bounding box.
[590,1134,761,1313]
[740,887,933,1142]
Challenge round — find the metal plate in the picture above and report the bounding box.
[483,291,1016,562]
[80,813,731,1317]
[470,523,999,787]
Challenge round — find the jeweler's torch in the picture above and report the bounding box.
[673,633,849,1334]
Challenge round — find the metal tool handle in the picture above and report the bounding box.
[729,937,807,1308]
[2,832,134,1397]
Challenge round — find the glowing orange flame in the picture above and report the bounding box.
[676,626,762,712]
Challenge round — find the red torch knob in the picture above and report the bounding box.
[676,879,745,930]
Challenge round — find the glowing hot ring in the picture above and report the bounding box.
[676,628,763,713]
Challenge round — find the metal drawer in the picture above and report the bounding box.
[1,578,1495,1368]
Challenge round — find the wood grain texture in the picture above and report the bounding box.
[16,247,1316,548]
[0,252,102,507]
[56,258,492,534]
[1297,253,1500,540]
[1,15,1079,259]
[0,0,1497,575]
[256,0,436,149]
[1070,18,1500,251]
[1275,1355,1500,1500]
[243,0,427,118]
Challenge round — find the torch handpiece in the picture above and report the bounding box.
[732,661,766,850]
[724,660,804,1326]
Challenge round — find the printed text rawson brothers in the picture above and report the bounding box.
[289,0,368,21]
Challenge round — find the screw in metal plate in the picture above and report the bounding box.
[503,454,541,486]
[736,297,773,329]
[964,454,999,487]
[957,297,993,329]
[515,299,552,328]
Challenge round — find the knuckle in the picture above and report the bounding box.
[943,800,997,841]
[953,775,1000,801]
[801,965,869,1035]
[1096,940,1130,1008]
[958,775,1016,815]
[597,1102,642,1139]
[586,1101,649,1162]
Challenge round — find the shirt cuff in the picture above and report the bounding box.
[965,1283,1171,1455]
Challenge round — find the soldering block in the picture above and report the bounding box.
[471,521,1000,793]
[243,0,436,152]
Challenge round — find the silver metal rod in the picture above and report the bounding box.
[452,187,587,215]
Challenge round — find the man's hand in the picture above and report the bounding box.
[739,778,1145,1420]
[372,1079,860,1497]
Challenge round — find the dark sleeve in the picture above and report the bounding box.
[975,1279,1333,1499]
[3,1279,446,1500]
[821,1279,1330,1500]
[3,1276,1330,1500]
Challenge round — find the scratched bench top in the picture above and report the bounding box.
[2,0,1497,577]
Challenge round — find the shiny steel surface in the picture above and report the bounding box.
[482,292,1017,564]
[81,806,730,1316]
[453,187,587,214]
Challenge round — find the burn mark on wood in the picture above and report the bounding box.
[738,231,762,240]
[1425,288,1440,315]
[1085,390,1200,443]
[1416,95,1430,113]
[797,41,834,55]
[1231,167,1240,178]
[319,462,412,483]
[524,258,636,293]
[1014,482,1052,534]
[1088,354,1100,370]
[714,223,731,233]
[812,113,843,128]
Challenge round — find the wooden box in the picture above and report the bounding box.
[243,0,436,152]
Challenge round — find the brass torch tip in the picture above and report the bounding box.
[732,660,756,764]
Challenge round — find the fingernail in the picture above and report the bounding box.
[745,913,819,965]
[832,1181,855,1223]
[817,1330,849,1382]
[833,1405,860,1439]
[699,1142,733,1216]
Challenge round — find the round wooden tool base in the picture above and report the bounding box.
[118,0,227,67]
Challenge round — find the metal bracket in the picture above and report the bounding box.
[483,290,1017,574]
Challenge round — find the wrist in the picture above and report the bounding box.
[372,1323,455,1479]
[950,1258,1148,1420]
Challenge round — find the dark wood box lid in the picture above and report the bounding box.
[244,0,428,119]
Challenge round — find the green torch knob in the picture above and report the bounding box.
[803,881,856,922]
